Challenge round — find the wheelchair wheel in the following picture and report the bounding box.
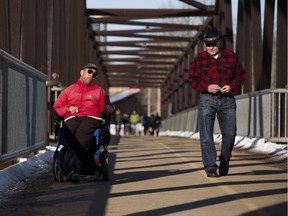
[52,151,64,182]
[101,158,110,181]
[57,167,64,182]
[52,152,59,182]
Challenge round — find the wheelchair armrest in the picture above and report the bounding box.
[101,112,112,125]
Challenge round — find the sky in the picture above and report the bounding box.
[0,128,287,203]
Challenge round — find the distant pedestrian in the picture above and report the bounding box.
[153,113,162,136]
[115,109,122,136]
[122,113,130,136]
[129,110,140,135]
[141,114,150,135]
[148,114,155,135]
[51,72,62,87]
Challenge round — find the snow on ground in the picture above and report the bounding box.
[0,130,287,203]
[160,131,288,159]
[0,145,57,202]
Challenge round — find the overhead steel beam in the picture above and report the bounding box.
[90,18,202,30]
[101,49,183,55]
[107,71,170,75]
[98,40,189,47]
[108,82,162,88]
[95,28,190,35]
[95,32,192,41]
[86,8,216,17]
[108,76,165,80]
[103,58,177,64]
[106,65,170,70]
[102,45,185,51]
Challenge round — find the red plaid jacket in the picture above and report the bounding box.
[188,49,247,93]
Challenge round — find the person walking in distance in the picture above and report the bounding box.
[141,113,150,135]
[129,110,140,135]
[51,72,63,87]
[122,113,130,135]
[115,109,123,136]
[188,27,247,177]
[153,112,162,136]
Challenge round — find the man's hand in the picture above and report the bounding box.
[208,84,221,93]
[220,85,231,93]
[68,106,78,114]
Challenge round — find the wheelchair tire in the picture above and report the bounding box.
[101,158,110,181]
[57,167,64,182]
[52,152,59,182]
[52,151,64,182]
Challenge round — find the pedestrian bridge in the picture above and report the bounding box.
[0,1,287,214]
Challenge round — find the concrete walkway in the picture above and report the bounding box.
[0,135,287,216]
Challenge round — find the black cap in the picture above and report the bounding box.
[82,63,97,71]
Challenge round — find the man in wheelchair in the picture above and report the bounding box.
[53,63,115,182]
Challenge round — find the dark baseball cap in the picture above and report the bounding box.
[82,63,97,71]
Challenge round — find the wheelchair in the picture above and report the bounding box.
[52,114,111,183]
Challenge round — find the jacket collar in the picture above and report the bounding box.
[76,79,95,87]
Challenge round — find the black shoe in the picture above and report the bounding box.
[219,163,229,176]
[206,170,219,177]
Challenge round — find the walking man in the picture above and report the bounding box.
[188,27,247,177]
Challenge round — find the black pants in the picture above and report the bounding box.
[63,116,101,171]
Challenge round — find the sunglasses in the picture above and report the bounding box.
[87,69,97,78]
[205,43,218,47]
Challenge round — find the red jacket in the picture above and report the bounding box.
[53,80,106,120]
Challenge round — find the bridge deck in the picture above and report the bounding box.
[0,135,287,216]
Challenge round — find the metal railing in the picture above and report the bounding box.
[162,89,288,143]
[48,86,65,140]
[0,49,48,163]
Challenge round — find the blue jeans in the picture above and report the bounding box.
[199,93,237,172]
